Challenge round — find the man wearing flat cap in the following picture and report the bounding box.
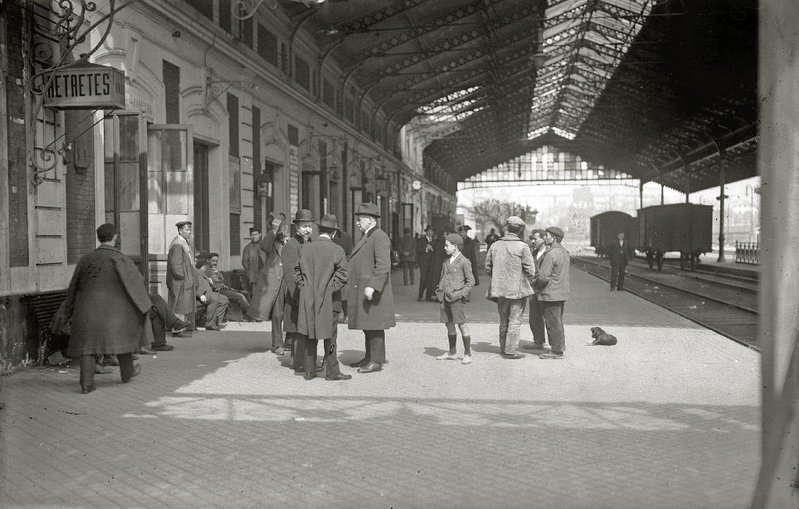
[167,220,197,327]
[282,209,314,371]
[485,215,536,359]
[293,214,351,381]
[458,225,479,286]
[534,226,571,359]
[347,203,396,373]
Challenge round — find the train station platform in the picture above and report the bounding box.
[0,266,761,508]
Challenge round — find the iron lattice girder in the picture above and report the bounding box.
[361,0,537,61]
[373,5,541,77]
[334,0,433,35]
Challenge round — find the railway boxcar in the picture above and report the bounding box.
[637,203,713,271]
[590,211,637,257]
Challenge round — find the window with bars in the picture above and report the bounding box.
[163,60,180,124]
[295,57,310,91]
[257,23,278,66]
[323,79,336,109]
[227,93,239,157]
[219,0,232,33]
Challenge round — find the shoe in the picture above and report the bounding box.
[435,352,458,360]
[81,386,95,394]
[101,355,119,366]
[138,347,153,355]
[218,322,228,329]
[462,354,472,365]
[94,364,112,374]
[539,352,564,360]
[151,344,174,352]
[525,344,549,352]
[617,288,624,292]
[325,373,352,381]
[205,325,221,331]
[357,361,383,373]
[273,347,287,355]
[350,357,369,368]
[123,363,142,383]
[316,364,324,372]
[171,320,191,333]
[172,331,192,338]
[502,352,526,360]
[303,372,316,381]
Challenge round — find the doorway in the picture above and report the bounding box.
[193,142,210,253]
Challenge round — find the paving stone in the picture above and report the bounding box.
[0,268,759,508]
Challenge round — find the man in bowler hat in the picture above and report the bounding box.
[282,209,314,372]
[294,214,351,381]
[347,203,396,373]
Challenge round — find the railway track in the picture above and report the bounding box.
[573,257,760,350]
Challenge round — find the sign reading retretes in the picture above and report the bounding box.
[44,62,125,110]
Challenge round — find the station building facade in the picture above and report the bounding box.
[0,0,456,370]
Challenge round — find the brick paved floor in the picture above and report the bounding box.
[0,267,760,508]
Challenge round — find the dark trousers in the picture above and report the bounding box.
[220,288,249,318]
[610,263,626,290]
[80,353,135,391]
[303,312,343,376]
[149,293,182,347]
[401,261,416,285]
[363,330,386,364]
[417,261,436,299]
[270,296,285,351]
[528,295,546,346]
[287,332,304,372]
[540,301,566,354]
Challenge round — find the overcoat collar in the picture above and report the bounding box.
[349,225,378,259]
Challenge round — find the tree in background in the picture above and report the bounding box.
[468,199,538,235]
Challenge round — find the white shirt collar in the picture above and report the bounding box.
[449,251,461,263]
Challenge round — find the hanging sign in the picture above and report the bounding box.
[44,62,126,110]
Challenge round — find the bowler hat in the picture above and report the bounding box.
[317,214,340,231]
[176,220,192,229]
[292,209,315,223]
[249,226,261,234]
[354,202,380,218]
[546,226,565,239]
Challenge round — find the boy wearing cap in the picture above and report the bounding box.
[293,214,351,381]
[435,233,475,364]
[535,226,571,359]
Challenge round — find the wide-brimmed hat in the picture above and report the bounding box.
[546,226,565,239]
[317,214,340,231]
[292,209,314,223]
[354,202,380,218]
[176,220,192,230]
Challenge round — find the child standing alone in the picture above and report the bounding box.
[435,233,476,364]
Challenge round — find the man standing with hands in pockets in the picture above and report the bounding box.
[347,203,396,374]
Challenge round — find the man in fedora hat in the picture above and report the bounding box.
[293,214,351,381]
[347,203,396,374]
[415,225,437,301]
[282,209,315,372]
[458,225,479,286]
[534,226,571,359]
[167,220,197,327]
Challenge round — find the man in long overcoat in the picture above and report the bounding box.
[282,209,314,371]
[241,226,265,294]
[294,214,351,381]
[167,220,196,325]
[64,224,150,393]
[347,202,396,374]
[247,213,289,352]
[459,225,479,286]
[415,225,436,301]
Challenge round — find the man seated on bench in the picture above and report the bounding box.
[199,252,251,321]
[195,264,228,331]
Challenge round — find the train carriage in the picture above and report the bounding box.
[590,211,637,257]
[637,204,713,271]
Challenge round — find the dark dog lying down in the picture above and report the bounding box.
[590,327,617,346]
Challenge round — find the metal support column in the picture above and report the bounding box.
[752,1,799,506]
[716,165,727,263]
